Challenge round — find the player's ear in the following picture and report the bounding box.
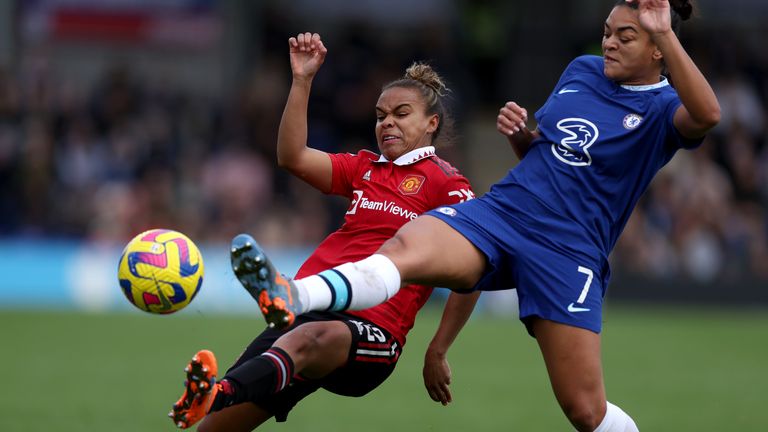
[427,114,439,134]
[652,48,663,61]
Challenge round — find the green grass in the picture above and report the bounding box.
[2,304,767,431]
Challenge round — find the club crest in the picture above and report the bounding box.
[398,175,425,195]
[623,113,643,130]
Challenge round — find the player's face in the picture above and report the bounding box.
[602,5,663,85]
[375,87,439,161]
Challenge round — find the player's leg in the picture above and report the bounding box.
[170,326,286,431]
[275,320,352,378]
[292,214,484,313]
[206,319,351,411]
[169,313,319,431]
[531,319,606,430]
[202,315,401,431]
[197,403,271,432]
[199,377,322,432]
[380,214,487,289]
[232,215,485,328]
[169,352,273,432]
[531,319,638,432]
[510,234,637,431]
[217,320,351,400]
[318,316,402,398]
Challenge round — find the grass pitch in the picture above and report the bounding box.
[2,303,766,431]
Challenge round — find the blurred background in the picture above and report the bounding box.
[0,0,768,304]
[0,0,766,311]
[1,1,767,431]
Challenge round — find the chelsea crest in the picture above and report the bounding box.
[622,113,643,130]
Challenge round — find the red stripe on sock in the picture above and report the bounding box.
[262,354,284,392]
[264,348,294,391]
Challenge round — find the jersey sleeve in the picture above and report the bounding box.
[328,149,380,196]
[436,173,476,206]
[327,152,361,196]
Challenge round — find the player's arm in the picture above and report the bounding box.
[497,101,539,160]
[277,32,333,192]
[660,31,720,138]
[423,290,481,406]
[633,0,720,138]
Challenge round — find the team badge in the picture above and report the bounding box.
[398,175,425,195]
[436,207,457,217]
[622,113,643,130]
[362,169,371,181]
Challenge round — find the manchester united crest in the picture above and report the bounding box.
[398,175,425,195]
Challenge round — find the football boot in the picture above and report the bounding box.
[230,233,302,329]
[169,350,219,429]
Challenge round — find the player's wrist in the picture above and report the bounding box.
[291,75,315,89]
[650,28,676,45]
[425,345,448,359]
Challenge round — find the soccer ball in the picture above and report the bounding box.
[117,229,204,314]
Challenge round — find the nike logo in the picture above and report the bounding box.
[152,276,174,312]
[567,302,591,313]
[558,88,579,94]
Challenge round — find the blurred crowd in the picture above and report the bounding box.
[0,16,467,250]
[612,35,768,283]
[0,10,766,284]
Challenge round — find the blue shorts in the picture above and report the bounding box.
[426,197,610,334]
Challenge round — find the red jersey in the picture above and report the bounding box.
[295,146,474,346]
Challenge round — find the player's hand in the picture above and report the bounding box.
[627,0,672,36]
[497,101,528,136]
[423,348,453,406]
[288,32,328,81]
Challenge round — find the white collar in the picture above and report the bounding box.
[620,76,670,91]
[375,146,436,166]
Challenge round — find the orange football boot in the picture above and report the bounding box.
[169,350,219,429]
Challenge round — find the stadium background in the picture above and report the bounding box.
[0,0,766,430]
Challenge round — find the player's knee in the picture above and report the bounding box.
[283,322,347,360]
[561,399,604,431]
[378,232,409,257]
[378,230,431,277]
[289,323,327,356]
[277,322,350,378]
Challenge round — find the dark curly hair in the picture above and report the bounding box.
[617,0,694,35]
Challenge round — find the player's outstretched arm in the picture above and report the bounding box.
[631,0,720,138]
[277,32,333,192]
[423,291,481,406]
[497,101,539,160]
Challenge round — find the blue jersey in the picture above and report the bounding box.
[489,55,701,260]
[427,55,703,333]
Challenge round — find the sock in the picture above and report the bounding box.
[294,254,401,312]
[208,347,295,413]
[593,402,639,432]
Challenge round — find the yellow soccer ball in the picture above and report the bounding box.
[117,229,204,314]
